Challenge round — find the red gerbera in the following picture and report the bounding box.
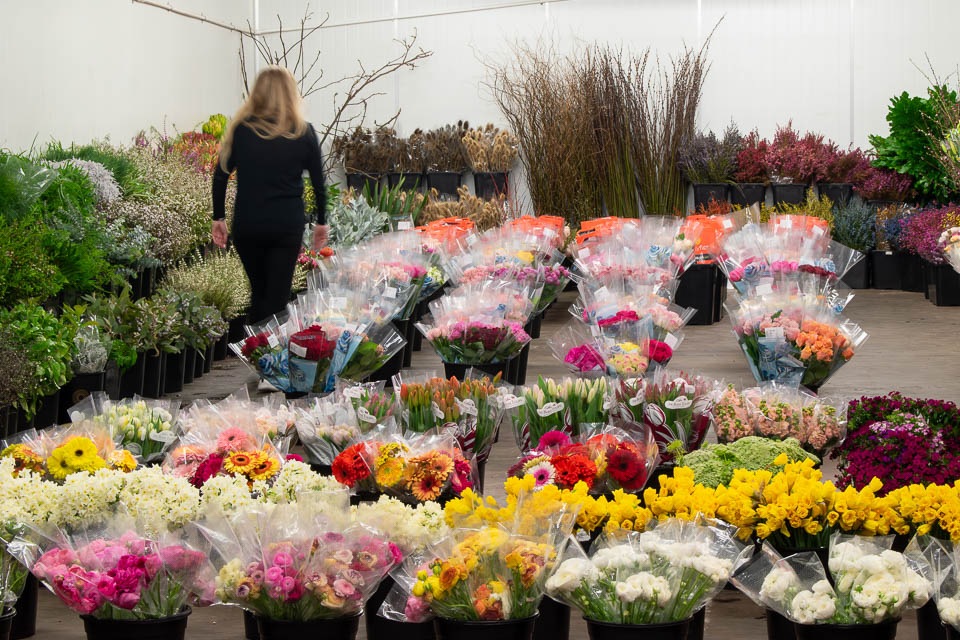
[332,444,370,487]
[189,454,224,488]
[607,444,646,490]
[551,453,596,490]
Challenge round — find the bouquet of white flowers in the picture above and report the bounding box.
[68,393,179,463]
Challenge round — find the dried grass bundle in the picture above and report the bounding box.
[424,121,470,172]
[331,126,396,174]
[462,124,519,173]
[419,186,505,230]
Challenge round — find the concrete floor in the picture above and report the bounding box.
[33,288,958,638]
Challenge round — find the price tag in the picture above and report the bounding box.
[289,342,307,357]
[812,225,825,236]
[431,402,445,420]
[149,429,177,443]
[594,286,611,301]
[537,401,564,417]
[397,221,412,230]
[665,396,692,410]
[343,386,364,399]
[501,394,525,409]
[267,335,280,348]
[602,397,616,411]
[383,287,397,299]
[331,296,346,309]
[467,234,478,246]
[456,398,478,416]
[357,407,378,423]
[665,334,679,349]
[722,219,734,229]
[765,327,784,340]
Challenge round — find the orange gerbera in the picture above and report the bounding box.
[410,473,444,501]
[247,451,280,481]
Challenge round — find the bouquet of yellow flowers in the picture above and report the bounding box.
[1,425,137,481]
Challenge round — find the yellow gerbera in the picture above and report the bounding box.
[109,449,137,473]
[223,451,256,475]
[60,437,102,470]
[376,458,405,487]
[46,447,76,480]
[247,452,280,481]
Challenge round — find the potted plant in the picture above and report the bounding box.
[831,200,876,289]
[819,147,871,206]
[57,320,111,424]
[83,290,144,400]
[765,123,829,207]
[902,206,960,305]
[872,205,907,290]
[855,165,916,209]
[462,124,519,200]
[424,122,470,197]
[893,206,927,292]
[678,123,741,211]
[386,129,426,190]
[0,325,32,437]
[128,297,166,399]
[732,130,768,206]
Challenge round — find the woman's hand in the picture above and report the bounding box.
[312,225,329,250]
[212,220,228,248]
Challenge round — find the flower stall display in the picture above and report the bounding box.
[506,377,612,451]
[547,518,750,630]
[197,498,399,631]
[711,383,846,456]
[67,393,180,464]
[940,226,960,273]
[613,370,717,464]
[732,536,928,636]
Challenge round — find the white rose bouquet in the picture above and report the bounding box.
[546,518,750,625]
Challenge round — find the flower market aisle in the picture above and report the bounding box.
[25,287,949,639]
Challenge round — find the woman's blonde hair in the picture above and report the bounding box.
[220,66,308,170]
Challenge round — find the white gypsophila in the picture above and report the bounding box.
[265,461,340,504]
[48,159,121,204]
[547,558,600,594]
[117,468,200,534]
[53,469,127,529]
[198,475,259,514]
[939,597,960,628]
[760,566,800,605]
[791,587,837,624]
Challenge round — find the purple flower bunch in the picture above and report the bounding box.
[900,205,960,263]
[424,320,530,364]
[855,167,916,201]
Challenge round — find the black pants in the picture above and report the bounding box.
[233,232,301,325]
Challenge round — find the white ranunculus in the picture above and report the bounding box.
[791,589,836,624]
[760,566,799,605]
[547,558,597,594]
[939,597,960,628]
[615,579,641,603]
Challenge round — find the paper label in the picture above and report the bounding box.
[456,398,478,416]
[628,395,643,407]
[467,235,478,246]
[722,219,734,229]
[665,396,692,410]
[343,386,364,399]
[764,327,784,340]
[501,394,524,409]
[431,402,445,420]
[149,429,177,443]
[289,342,307,357]
[357,407,378,423]
[331,296,346,309]
[594,286,611,301]
[397,221,412,230]
[602,397,616,411]
[812,225,825,236]
[885,250,893,256]
[537,401,565,417]
[267,335,280,348]
[383,287,397,299]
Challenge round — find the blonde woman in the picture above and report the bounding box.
[212,65,327,324]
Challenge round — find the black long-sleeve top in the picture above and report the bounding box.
[212,120,326,236]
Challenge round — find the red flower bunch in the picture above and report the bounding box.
[606,443,648,490]
[597,310,640,328]
[290,325,336,361]
[241,333,270,358]
[648,340,673,363]
[189,454,224,488]
[798,264,834,278]
[552,452,597,489]
[332,443,370,487]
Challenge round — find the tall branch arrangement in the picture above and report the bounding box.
[132,1,432,172]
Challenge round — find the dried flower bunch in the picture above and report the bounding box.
[389,129,427,173]
[461,124,519,172]
[419,186,505,230]
[331,126,393,174]
[423,121,470,173]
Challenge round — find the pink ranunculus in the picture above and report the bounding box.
[405,595,430,622]
[388,542,403,567]
[271,552,294,568]
[333,578,357,599]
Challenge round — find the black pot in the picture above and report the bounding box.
[692,183,729,211]
[365,577,435,640]
[13,408,32,434]
[794,618,898,640]
[412,302,425,351]
[426,172,462,197]
[346,173,381,194]
[730,183,766,207]
[533,597,569,640]
[387,172,424,191]
[283,391,308,401]
[866,199,897,210]
[946,623,960,640]
[899,252,924,292]
[529,313,542,339]
[924,260,934,299]
[771,183,809,208]
[349,491,381,506]
[688,608,705,640]
[928,262,960,306]
[228,317,247,343]
[140,267,156,299]
[765,610,795,640]
[183,348,196,384]
[713,269,728,323]
[58,372,106,424]
[33,391,60,429]
[256,611,361,640]
[842,253,870,289]
[203,344,214,373]
[243,610,259,640]
[0,406,11,439]
[434,615,538,640]
[193,347,205,379]
[0,607,14,640]
[403,316,416,368]
[871,250,901,289]
[141,352,166,399]
[118,356,146,399]
[80,606,191,640]
[443,360,510,380]
[213,333,229,361]
[918,599,946,640]
[309,463,333,476]
[512,341,530,386]
[127,269,144,300]
[10,574,37,639]
[674,263,721,326]
[818,183,854,207]
[584,616,691,640]
[474,172,509,199]
[163,351,187,394]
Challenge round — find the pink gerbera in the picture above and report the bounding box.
[216,428,255,453]
[528,461,556,489]
[536,430,572,451]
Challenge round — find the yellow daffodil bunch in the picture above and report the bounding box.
[886,482,960,540]
[644,466,724,524]
[603,489,653,533]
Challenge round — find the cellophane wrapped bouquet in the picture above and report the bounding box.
[11,515,214,619]
[548,320,607,375]
[941,226,960,274]
[916,537,960,634]
[230,315,291,391]
[417,282,533,365]
[294,395,376,467]
[381,490,578,622]
[547,518,750,625]
[508,424,658,494]
[613,370,717,464]
[339,380,397,427]
[506,376,612,451]
[712,383,846,456]
[732,535,929,626]
[393,373,504,466]
[2,423,139,481]
[196,494,400,621]
[177,388,296,452]
[68,393,179,464]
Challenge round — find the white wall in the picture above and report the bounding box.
[0,0,248,152]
